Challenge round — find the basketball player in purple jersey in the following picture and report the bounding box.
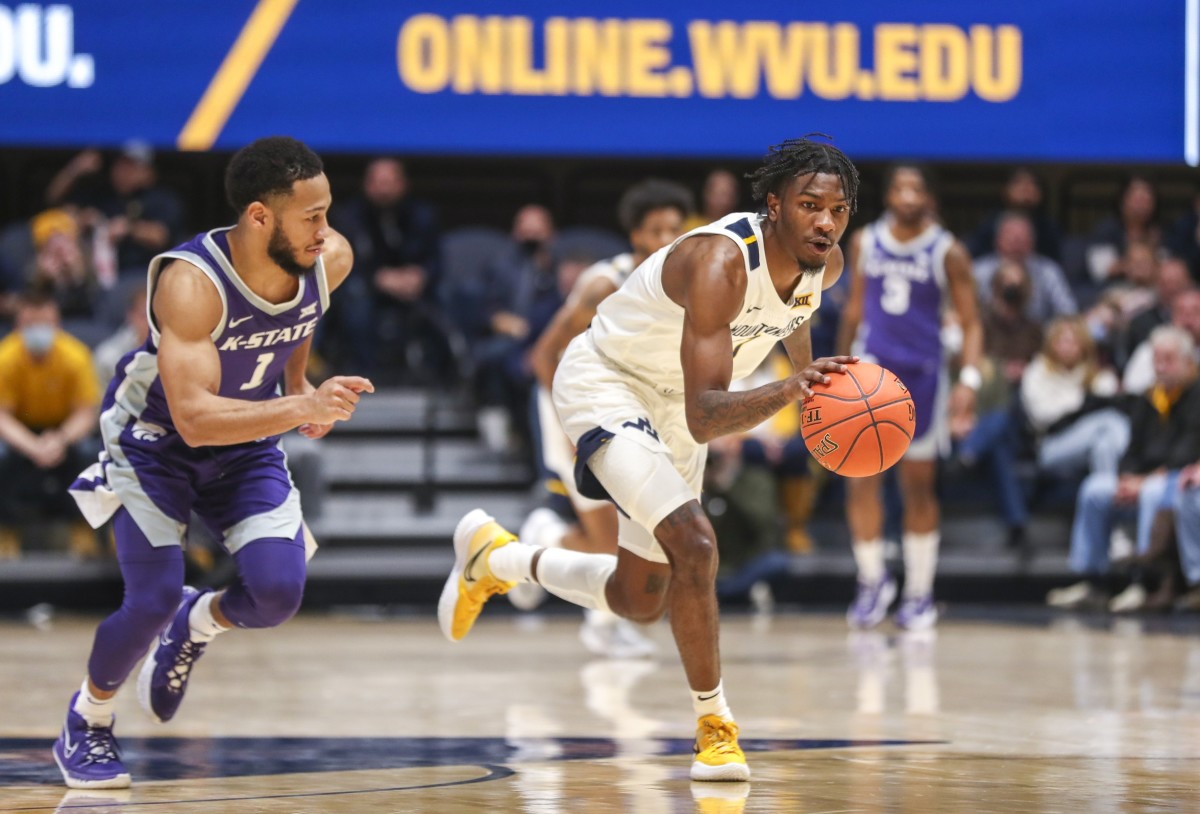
[53,137,374,789]
[836,165,982,631]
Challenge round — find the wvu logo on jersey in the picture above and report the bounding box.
[219,318,318,351]
[810,432,839,460]
[621,417,659,441]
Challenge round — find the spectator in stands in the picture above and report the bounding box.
[949,267,1042,551]
[93,286,148,390]
[474,205,565,452]
[973,213,1076,323]
[969,167,1063,262]
[26,209,98,320]
[1123,289,1200,395]
[0,290,100,558]
[1115,255,1193,370]
[46,142,184,278]
[981,260,1043,385]
[1175,457,1200,610]
[1085,176,1162,284]
[1166,182,1200,282]
[683,169,740,231]
[1047,326,1200,610]
[1022,317,1124,479]
[328,157,443,379]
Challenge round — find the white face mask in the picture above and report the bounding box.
[21,324,55,355]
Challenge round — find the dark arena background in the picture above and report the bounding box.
[2,2,1200,812]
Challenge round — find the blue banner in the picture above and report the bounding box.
[0,2,1195,163]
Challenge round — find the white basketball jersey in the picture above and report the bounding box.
[589,212,824,395]
[573,252,636,293]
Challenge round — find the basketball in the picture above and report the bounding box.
[800,362,916,478]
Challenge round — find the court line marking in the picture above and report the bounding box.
[177,0,300,151]
[2,763,513,812]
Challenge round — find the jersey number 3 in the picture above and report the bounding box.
[240,352,276,391]
[881,277,911,316]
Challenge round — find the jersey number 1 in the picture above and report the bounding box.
[240,352,275,391]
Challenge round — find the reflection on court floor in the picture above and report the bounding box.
[2,611,1199,812]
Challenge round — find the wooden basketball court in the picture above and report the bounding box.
[3,609,1199,812]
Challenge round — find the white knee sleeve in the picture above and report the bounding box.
[589,435,696,533]
[535,548,616,612]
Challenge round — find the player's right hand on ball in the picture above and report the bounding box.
[308,376,375,423]
[795,355,857,398]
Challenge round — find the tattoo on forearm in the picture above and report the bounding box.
[694,379,795,440]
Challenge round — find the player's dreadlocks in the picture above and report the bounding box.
[746,134,860,213]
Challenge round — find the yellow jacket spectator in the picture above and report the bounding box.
[0,290,100,558]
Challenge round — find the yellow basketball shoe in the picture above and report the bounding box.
[438,509,517,642]
[691,715,751,781]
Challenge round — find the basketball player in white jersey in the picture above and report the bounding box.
[439,136,861,781]
[836,165,982,631]
[512,179,693,659]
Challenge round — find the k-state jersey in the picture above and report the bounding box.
[104,227,329,444]
[855,217,953,370]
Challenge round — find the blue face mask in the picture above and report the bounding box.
[21,324,55,355]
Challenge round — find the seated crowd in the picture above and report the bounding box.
[2,150,1200,617]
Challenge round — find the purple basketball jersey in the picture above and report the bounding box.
[857,218,953,373]
[103,227,329,443]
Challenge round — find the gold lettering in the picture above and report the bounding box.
[506,17,546,93]
[971,24,1022,102]
[806,23,858,100]
[625,19,672,97]
[450,15,504,94]
[688,20,757,98]
[543,17,570,95]
[757,22,805,99]
[875,23,919,101]
[919,24,969,101]
[397,14,450,94]
[572,18,624,96]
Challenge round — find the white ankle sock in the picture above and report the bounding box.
[691,680,733,720]
[188,592,231,643]
[73,679,115,727]
[852,539,886,584]
[902,531,940,597]
[488,541,539,583]
[533,548,616,612]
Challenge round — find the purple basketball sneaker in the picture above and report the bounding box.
[52,693,130,789]
[847,572,897,630]
[137,586,209,724]
[894,593,938,631]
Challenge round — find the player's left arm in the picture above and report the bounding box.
[944,240,983,422]
[285,229,354,440]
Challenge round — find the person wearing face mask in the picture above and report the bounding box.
[0,289,100,559]
[474,204,559,454]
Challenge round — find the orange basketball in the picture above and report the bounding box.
[800,362,916,478]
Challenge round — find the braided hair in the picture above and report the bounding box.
[746,134,859,213]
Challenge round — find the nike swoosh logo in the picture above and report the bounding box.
[463,543,491,584]
[697,692,720,701]
[228,315,253,328]
[160,630,174,647]
[745,306,763,314]
[62,728,79,758]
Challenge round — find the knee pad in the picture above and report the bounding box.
[590,435,695,532]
